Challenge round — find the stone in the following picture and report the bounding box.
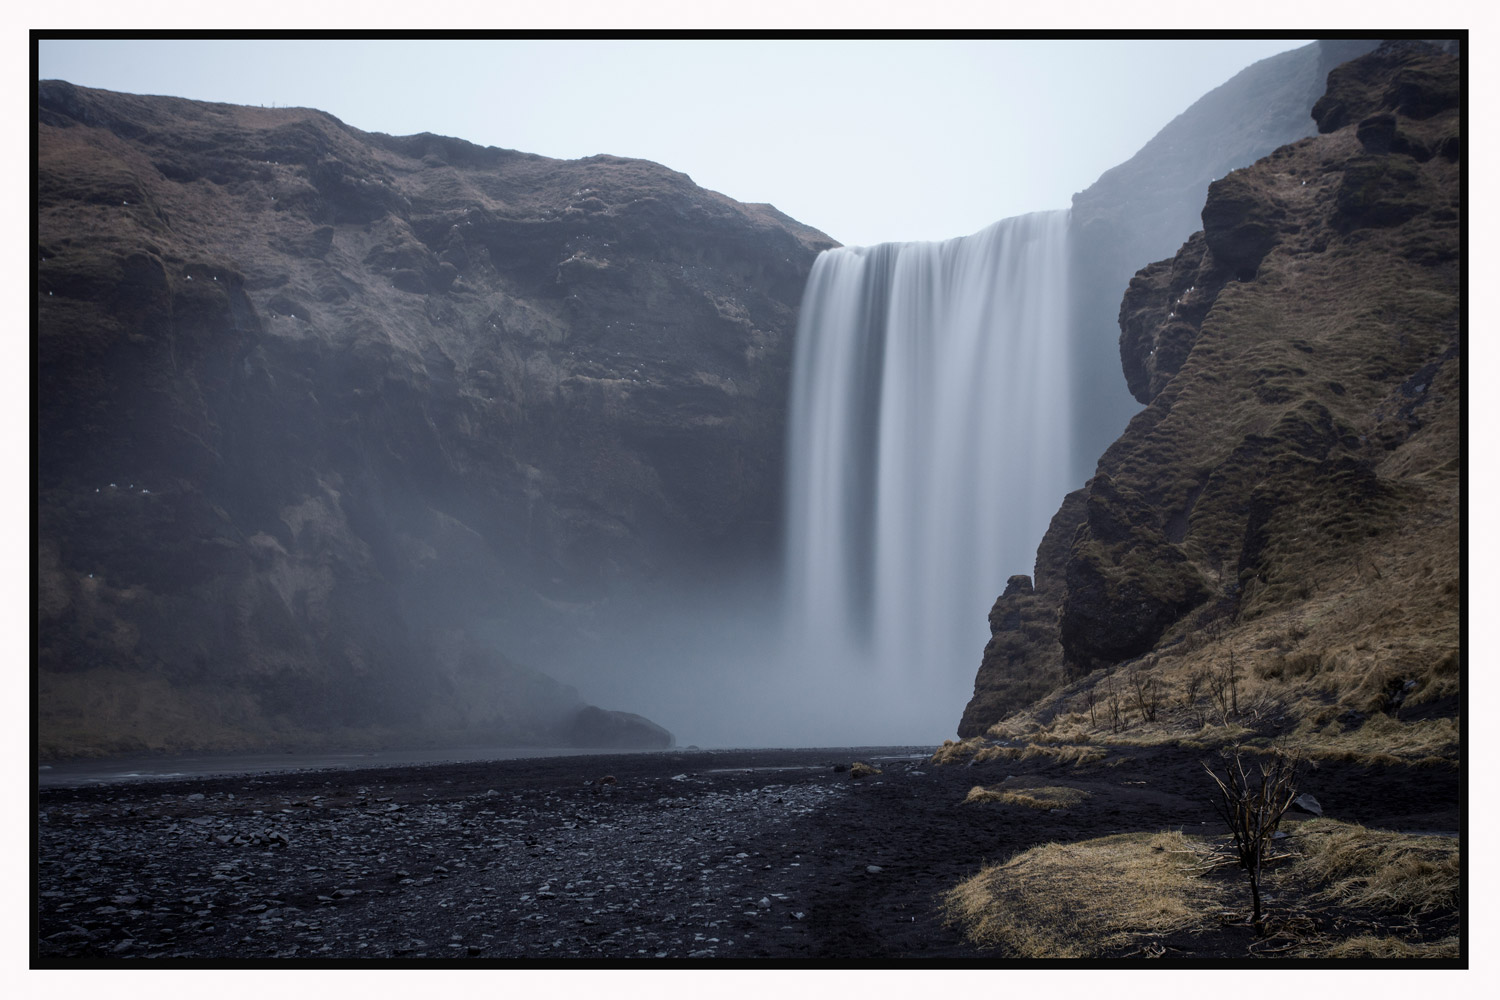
[1293,794,1323,817]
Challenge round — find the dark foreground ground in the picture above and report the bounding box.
[34,743,1462,963]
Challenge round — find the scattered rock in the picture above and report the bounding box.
[1293,793,1324,816]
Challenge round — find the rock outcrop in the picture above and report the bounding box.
[1065,39,1383,480]
[37,82,835,756]
[961,41,1461,735]
[956,491,1083,737]
[565,706,675,749]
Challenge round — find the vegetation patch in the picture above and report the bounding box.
[931,739,1110,767]
[945,819,1461,958]
[945,831,1225,957]
[963,785,1091,810]
[1289,818,1459,914]
[1265,714,1459,767]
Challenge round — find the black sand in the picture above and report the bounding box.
[34,743,1461,963]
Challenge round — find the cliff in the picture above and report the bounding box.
[960,41,1461,739]
[36,81,834,756]
[1065,39,1382,479]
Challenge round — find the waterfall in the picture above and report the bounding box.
[783,210,1074,743]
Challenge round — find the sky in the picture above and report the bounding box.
[34,36,1316,247]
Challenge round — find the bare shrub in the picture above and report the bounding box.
[1104,679,1125,732]
[1183,670,1207,727]
[1081,686,1100,729]
[1203,746,1300,931]
[1128,666,1162,723]
[1208,652,1241,722]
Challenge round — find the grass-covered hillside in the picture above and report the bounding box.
[945,39,1460,963]
[960,40,1460,759]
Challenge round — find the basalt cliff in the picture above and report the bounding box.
[960,41,1461,741]
[36,81,834,756]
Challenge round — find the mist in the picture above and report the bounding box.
[515,560,958,749]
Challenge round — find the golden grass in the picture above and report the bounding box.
[1259,713,1460,767]
[1315,935,1461,959]
[981,744,1111,766]
[945,820,1461,958]
[1284,818,1460,914]
[945,831,1227,957]
[931,738,986,766]
[932,738,1109,767]
[964,785,1091,810]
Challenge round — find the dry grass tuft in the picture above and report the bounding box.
[945,831,1225,957]
[1265,713,1460,767]
[945,819,1461,958]
[1286,818,1459,914]
[963,785,1091,810]
[931,738,986,766]
[932,739,1110,767]
[1316,934,1461,959]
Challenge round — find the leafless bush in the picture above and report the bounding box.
[1203,746,1300,931]
[1105,680,1125,732]
[1080,686,1100,728]
[1208,652,1241,722]
[1183,670,1207,726]
[1128,666,1162,723]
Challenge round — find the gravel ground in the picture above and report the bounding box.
[34,743,1461,963]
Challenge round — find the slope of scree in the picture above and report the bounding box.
[960,40,1460,740]
[36,81,836,756]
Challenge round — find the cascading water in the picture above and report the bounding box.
[783,210,1075,744]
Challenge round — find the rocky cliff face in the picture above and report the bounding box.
[37,82,834,756]
[960,41,1461,737]
[1065,39,1383,479]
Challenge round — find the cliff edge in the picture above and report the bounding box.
[960,41,1460,742]
[36,82,834,755]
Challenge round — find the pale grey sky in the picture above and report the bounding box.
[36,37,1314,247]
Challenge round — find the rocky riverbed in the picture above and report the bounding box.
[34,743,1461,962]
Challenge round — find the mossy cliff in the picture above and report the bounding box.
[36,82,833,756]
[960,41,1461,737]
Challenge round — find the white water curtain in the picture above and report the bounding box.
[783,210,1074,742]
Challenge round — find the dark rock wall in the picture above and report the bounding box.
[1066,39,1382,481]
[961,41,1461,735]
[37,82,834,755]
